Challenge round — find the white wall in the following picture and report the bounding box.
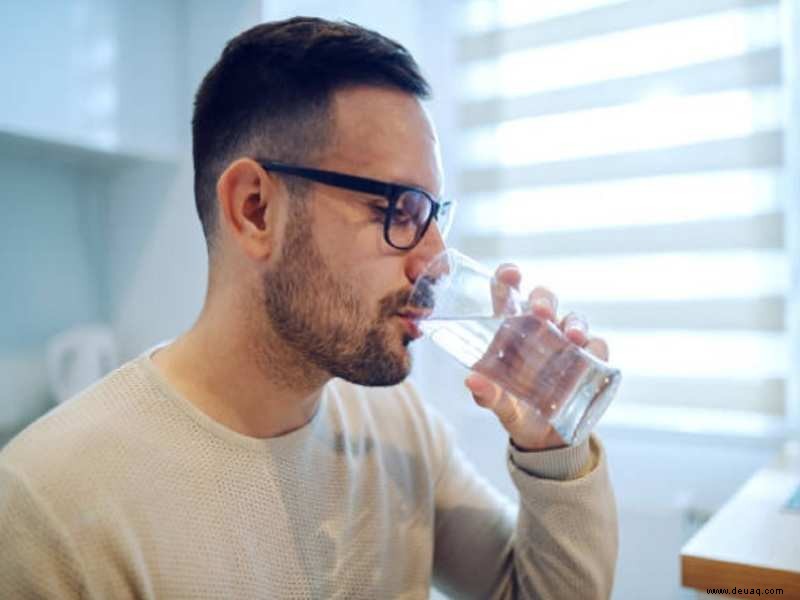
[103,0,263,360]
[0,156,99,428]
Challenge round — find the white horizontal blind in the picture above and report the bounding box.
[455,0,790,416]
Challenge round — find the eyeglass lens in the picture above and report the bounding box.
[388,190,433,248]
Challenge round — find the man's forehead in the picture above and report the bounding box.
[324,86,443,196]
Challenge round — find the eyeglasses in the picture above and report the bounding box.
[257,160,454,250]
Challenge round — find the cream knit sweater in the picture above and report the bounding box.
[0,349,618,599]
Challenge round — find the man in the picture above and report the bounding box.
[0,17,617,599]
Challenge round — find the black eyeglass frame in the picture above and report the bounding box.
[257,159,452,250]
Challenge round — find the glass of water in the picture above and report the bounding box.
[408,249,621,446]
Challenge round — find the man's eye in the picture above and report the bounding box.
[392,209,414,226]
[370,205,389,221]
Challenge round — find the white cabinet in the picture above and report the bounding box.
[0,0,182,159]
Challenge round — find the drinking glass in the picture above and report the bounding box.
[408,249,621,446]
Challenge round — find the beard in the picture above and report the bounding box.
[262,205,412,386]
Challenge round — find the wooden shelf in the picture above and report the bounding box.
[681,442,800,597]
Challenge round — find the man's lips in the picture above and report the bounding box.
[395,310,431,340]
[396,308,433,320]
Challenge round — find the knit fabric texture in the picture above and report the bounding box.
[0,350,618,599]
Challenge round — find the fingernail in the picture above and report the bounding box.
[496,267,517,277]
[568,314,588,331]
[567,321,585,333]
[533,297,552,313]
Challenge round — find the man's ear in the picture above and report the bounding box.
[216,158,285,262]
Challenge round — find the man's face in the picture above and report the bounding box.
[263,86,446,386]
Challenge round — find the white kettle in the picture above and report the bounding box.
[45,324,118,405]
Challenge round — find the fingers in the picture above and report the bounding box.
[506,279,610,361]
[465,372,527,429]
[527,288,591,348]
[494,263,521,288]
[491,263,521,315]
[585,336,610,361]
[560,312,589,346]
[558,312,608,360]
[465,371,567,450]
[528,286,558,322]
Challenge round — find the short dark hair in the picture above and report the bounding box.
[191,17,431,254]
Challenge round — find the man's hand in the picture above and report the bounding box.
[464,264,610,451]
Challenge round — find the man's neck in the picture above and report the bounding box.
[150,308,329,439]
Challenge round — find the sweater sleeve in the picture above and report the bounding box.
[431,421,618,599]
[0,462,90,599]
[505,436,619,599]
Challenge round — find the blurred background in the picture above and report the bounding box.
[0,1,797,598]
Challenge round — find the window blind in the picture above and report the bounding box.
[455,0,790,421]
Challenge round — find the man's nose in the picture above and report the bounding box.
[405,221,447,283]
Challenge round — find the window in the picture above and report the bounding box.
[455,0,796,433]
